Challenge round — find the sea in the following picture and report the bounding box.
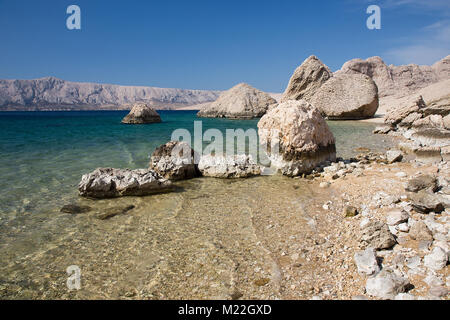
[0,110,394,299]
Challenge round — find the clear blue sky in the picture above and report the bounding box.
[0,0,449,92]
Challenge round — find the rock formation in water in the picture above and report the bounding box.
[121,103,162,124]
[198,154,261,178]
[309,73,379,119]
[257,99,336,176]
[197,83,277,119]
[78,168,173,198]
[149,141,199,180]
[280,55,332,103]
[0,77,220,111]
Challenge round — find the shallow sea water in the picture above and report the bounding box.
[0,111,394,299]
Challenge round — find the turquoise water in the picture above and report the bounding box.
[0,110,392,218]
[0,110,396,299]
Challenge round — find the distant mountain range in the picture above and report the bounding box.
[0,77,221,111]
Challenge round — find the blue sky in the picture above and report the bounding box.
[0,0,449,92]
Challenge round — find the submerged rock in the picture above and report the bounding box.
[257,100,336,177]
[60,204,92,214]
[198,154,261,178]
[197,83,276,119]
[121,103,161,124]
[149,141,199,181]
[78,168,173,198]
[309,73,379,119]
[97,205,135,220]
[281,55,332,103]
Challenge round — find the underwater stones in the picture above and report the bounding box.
[121,103,161,124]
[149,141,199,181]
[78,168,173,198]
[60,204,92,214]
[198,154,261,178]
[257,100,336,177]
[97,205,135,220]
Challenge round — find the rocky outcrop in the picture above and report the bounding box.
[377,79,450,163]
[339,55,450,99]
[280,56,332,103]
[257,100,336,176]
[0,77,221,111]
[197,83,276,119]
[149,141,199,180]
[78,168,173,198]
[198,154,261,178]
[309,73,379,119]
[121,103,161,124]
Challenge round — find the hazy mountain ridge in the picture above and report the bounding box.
[0,77,221,111]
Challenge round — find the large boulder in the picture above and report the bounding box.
[78,168,173,198]
[198,154,261,178]
[309,73,379,119]
[280,56,332,103]
[149,141,199,181]
[257,100,336,176]
[197,83,276,119]
[121,103,161,124]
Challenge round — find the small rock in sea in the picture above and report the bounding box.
[197,83,276,119]
[409,221,433,241]
[405,174,437,193]
[386,209,409,226]
[198,154,261,178]
[149,141,199,181]
[423,247,448,271]
[78,168,173,199]
[60,204,92,214]
[97,205,135,220]
[360,221,396,250]
[343,205,358,217]
[254,278,270,287]
[365,269,410,300]
[386,150,403,164]
[121,103,161,124]
[354,248,380,276]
